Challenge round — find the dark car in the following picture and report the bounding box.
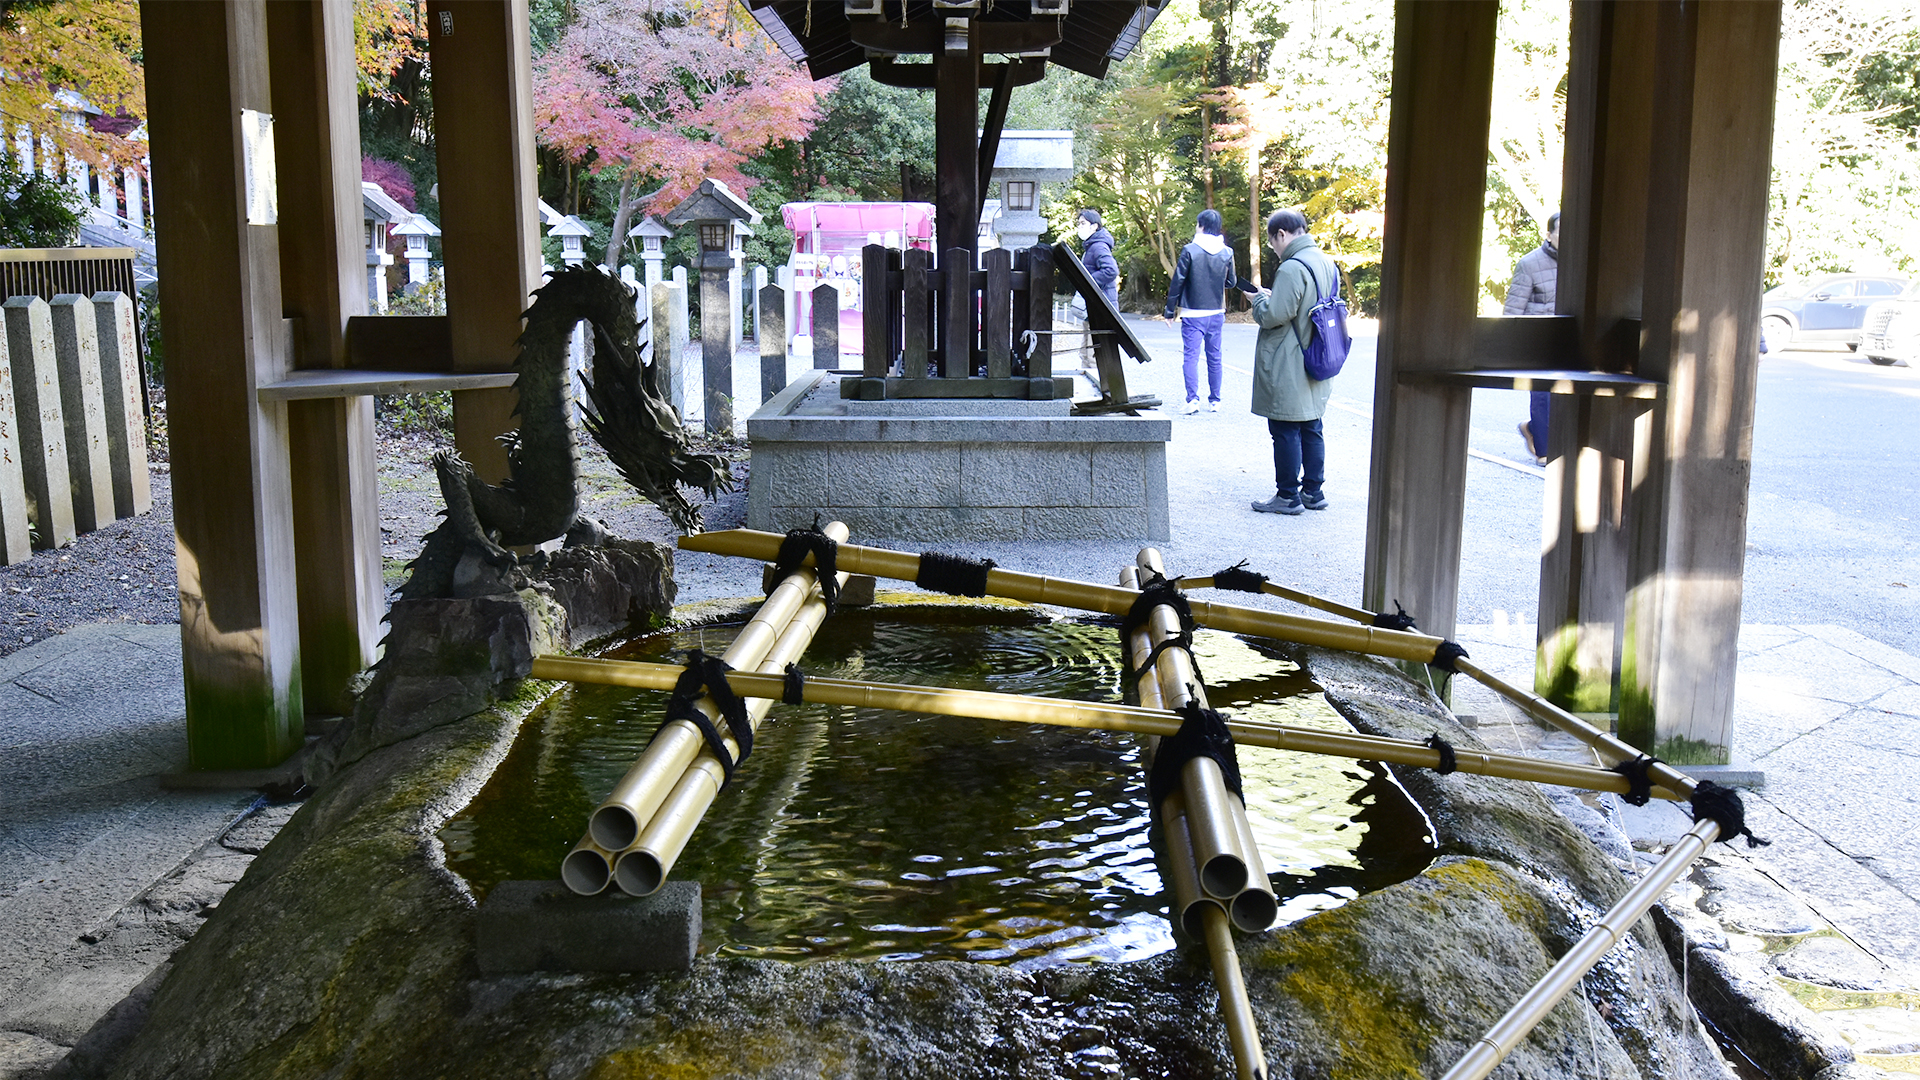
[1761,274,1909,350]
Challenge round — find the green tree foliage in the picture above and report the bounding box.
[802,72,933,200]
[0,150,81,247]
[1479,0,1567,311]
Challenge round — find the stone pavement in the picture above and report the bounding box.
[4,320,1919,1076]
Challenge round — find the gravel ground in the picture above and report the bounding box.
[0,413,750,660]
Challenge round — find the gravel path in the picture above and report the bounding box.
[0,416,750,660]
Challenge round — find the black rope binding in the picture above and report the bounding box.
[782,662,806,707]
[1689,780,1770,848]
[1429,640,1470,673]
[770,514,840,614]
[1148,700,1245,809]
[1118,571,1200,701]
[1373,601,1418,632]
[1211,559,1269,594]
[1610,755,1659,807]
[916,550,997,597]
[1424,734,1458,775]
[658,649,754,787]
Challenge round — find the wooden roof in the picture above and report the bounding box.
[744,1,1165,81]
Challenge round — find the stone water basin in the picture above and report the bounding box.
[440,597,1438,966]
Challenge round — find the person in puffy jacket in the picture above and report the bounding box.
[1163,208,1253,413]
[1504,210,1559,463]
[1075,209,1120,309]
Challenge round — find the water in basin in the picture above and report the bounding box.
[439,600,1435,969]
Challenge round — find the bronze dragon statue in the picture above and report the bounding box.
[399,265,733,599]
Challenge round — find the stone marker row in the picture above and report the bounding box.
[0,291,151,565]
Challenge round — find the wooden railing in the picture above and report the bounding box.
[849,243,1070,400]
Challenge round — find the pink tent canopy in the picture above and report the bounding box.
[782,202,934,254]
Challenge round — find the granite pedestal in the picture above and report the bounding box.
[746,371,1170,541]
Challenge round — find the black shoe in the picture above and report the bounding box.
[1301,490,1328,511]
[1252,493,1305,515]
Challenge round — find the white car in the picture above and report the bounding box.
[1862,280,1920,367]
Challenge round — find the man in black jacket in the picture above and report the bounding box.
[1163,209,1252,413]
[1075,209,1120,309]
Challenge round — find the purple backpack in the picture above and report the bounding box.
[1286,255,1351,380]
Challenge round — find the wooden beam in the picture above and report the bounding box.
[1360,0,1498,644]
[867,56,1045,89]
[344,314,455,371]
[1621,0,1781,763]
[1534,0,1663,717]
[267,0,382,717]
[848,19,1062,55]
[140,0,303,768]
[933,24,980,262]
[427,0,540,484]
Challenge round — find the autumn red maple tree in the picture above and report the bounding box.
[531,0,824,264]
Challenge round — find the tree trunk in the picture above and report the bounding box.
[1247,137,1262,288]
[1201,103,1215,210]
[605,175,636,267]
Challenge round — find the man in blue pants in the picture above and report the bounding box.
[1163,209,1250,414]
[1504,211,1559,463]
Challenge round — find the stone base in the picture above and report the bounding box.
[476,881,700,973]
[748,371,1170,541]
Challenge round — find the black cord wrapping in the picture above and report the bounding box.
[1429,640,1470,673]
[1610,755,1659,807]
[1118,571,1199,701]
[1211,559,1269,594]
[916,550,997,597]
[658,649,754,787]
[1148,700,1245,809]
[1689,780,1770,848]
[1373,601,1418,632]
[1424,734,1458,775]
[770,514,840,614]
[782,663,806,707]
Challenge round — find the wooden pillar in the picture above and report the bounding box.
[1621,0,1781,763]
[267,0,382,717]
[427,0,540,484]
[933,18,978,265]
[1360,1,1499,643]
[1534,0,1660,712]
[140,0,303,769]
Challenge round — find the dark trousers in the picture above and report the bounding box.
[1268,418,1325,501]
[1526,391,1551,454]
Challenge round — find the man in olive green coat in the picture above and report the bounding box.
[1249,208,1339,515]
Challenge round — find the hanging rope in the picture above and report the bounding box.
[1424,733,1459,775]
[916,550,997,597]
[1148,700,1245,809]
[1428,640,1470,673]
[655,649,754,787]
[770,514,840,614]
[1211,559,1268,594]
[783,662,807,707]
[1689,781,1770,848]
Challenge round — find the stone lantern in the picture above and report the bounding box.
[988,130,1075,250]
[391,213,442,287]
[548,214,593,268]
[360,180,408,313]
[627,216,674,288]
[664,178,761,434]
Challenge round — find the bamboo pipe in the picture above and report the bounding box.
[1450,656,1698,799]
[528,659,1686,803]
[1438,817,1719,1080]
[615,558,851,896]
[1183,574,1375,626]
[678,529,1448,663]
[584,522,849,857]
[1123,565,1268,1080]
[1137,549,1278,933]
[560,835,618,896]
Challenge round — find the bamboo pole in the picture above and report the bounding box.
[613,554,851,896]
[560,835,618,895]
[1124,564,1269,1080]
[1438,817,1719,1080]
[527,658,1687,803]
[1183,574,1375,625]
[1137,549,1279,933]
[678,529,1448,663]
[582,523,847,862]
